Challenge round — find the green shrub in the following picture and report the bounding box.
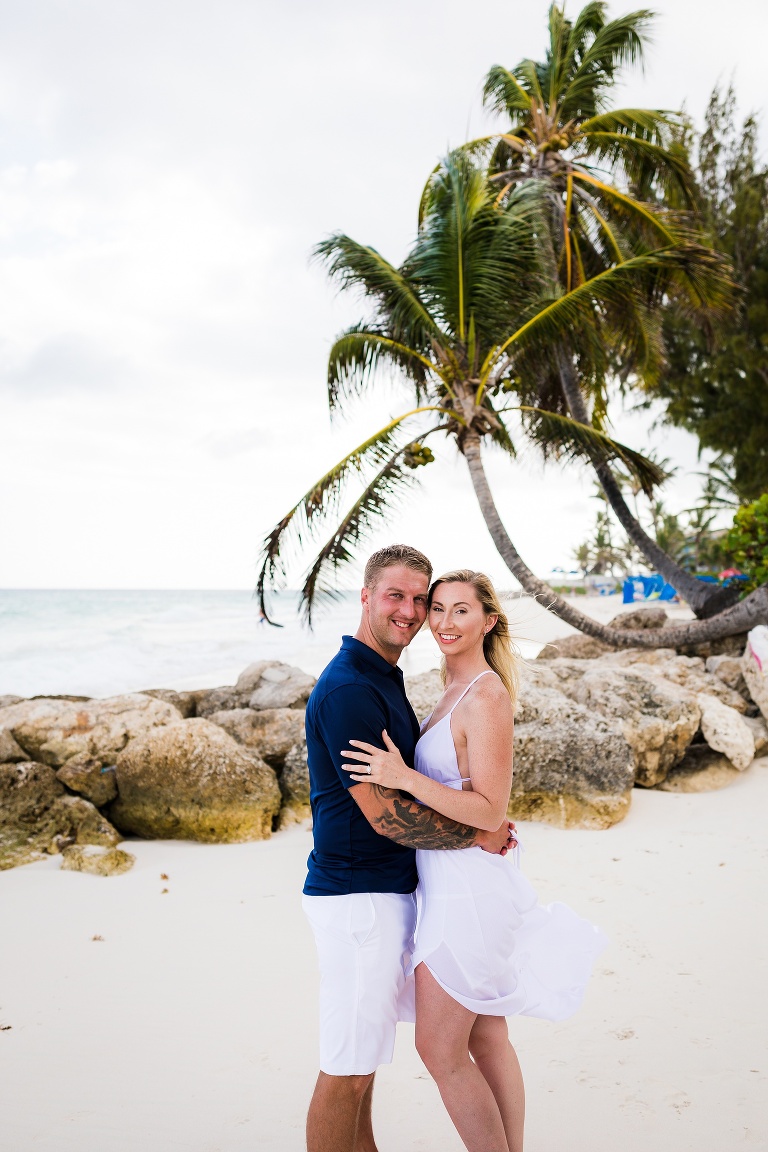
[726,493,768,592]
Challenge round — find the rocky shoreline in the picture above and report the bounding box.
[2,610,767,875]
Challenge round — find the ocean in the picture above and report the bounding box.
[0,588,569,700]
[0,589,444,699]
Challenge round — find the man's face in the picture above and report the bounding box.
[360,564,429,659]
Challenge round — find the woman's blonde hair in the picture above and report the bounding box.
[428,569,520,703]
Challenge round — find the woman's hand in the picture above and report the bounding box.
[341,730,415,791]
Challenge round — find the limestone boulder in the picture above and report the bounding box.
[7,694,181,769]
[644,658,750,709]
[56,753,118,806]
[192,686,242,717]
[743,714,768,755]
[279,739,311,825]
[655,745,744,792]
[677,631,749,660]
[549,665,700,787]
[511,683,635,828]
[208,707,305,771]
[536,635,613,660]
[0,729,29,763]
[609,606,668,631]
[0,761,121,870]
[139,688,197,718]
[705,655,750,700]
[242,663,316,711]
[110,719,281,842]
[405,669,443,723]
[697,694,755,771]
[61,844,135,876]
[0,694,24,709]
[742,626,768,722]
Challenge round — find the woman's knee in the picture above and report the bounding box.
[415,1030,464,1079]
[469,1016,509,1063]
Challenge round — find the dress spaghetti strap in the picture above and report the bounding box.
[446,669,496,715]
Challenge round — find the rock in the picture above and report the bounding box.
[609,606,668,630]
[405,669,443,723]
[697,694,755,771]
[208,708,305,771]
[139,689,197,718]
[547,666,700,788]
[742,626,768,722]
[0,694,24,709]
[600,647,677,667]
[56,753,118,806]
[234,662,272,696]
[0,762,121,870]
[655,744,744,792]
[677,632,749,660]
[705,655,750,699]
[743,714,768,755]
[0,730,29,763]
[631,655,748,713]
[7,694,181,769]
[509,684,635,828]
[110,719,281,842]
[61,844,135,876]
[536,635,613,660]
[245,663,316,711]
[192,687,241,717]
[279,739,311,825]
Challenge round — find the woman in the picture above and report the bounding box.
[342,570,607,1152]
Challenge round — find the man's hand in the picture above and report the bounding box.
[476,820,517,856]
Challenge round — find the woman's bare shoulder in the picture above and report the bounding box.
[462,672,514,721]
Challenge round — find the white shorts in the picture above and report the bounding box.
[302,891,416,1076]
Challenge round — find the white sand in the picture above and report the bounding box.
[2,757,766,1152]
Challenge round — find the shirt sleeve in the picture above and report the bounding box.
[315,683,389,791]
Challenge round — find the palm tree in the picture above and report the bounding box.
[257,153,768,648]
[475,1,737,616]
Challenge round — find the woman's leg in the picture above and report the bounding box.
[468,1015,525,1152]
[414,964,510,1152]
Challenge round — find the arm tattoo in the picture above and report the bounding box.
[357,785,478,850]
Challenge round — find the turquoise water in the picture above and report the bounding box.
[0,589,444,699]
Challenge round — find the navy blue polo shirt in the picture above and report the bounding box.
[303,635,420,896]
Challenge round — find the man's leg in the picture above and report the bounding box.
[306,1071,374,1152]
[354,1074,378,1152]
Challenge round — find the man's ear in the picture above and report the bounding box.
[361,586,369,609]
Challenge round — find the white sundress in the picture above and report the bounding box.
[410,671,608,1022]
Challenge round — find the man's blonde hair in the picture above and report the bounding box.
[364,544,432,589]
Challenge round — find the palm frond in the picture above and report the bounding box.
[313,234,440,351]
[582,131,694,204]
[481,245,732,383]
[298,431,448,623]
[515,405,668,496]
[482,65,533,118]
[256,412,443,619]
[327,327,443,410]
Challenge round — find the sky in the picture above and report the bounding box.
[1,0,765,592]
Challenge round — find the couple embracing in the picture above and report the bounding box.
[302,545,605,1152]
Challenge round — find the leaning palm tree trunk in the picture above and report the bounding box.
[462,433,768,649]
[555,354,737,618]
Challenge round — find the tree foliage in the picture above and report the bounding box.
[654,87,768,501]
[727,493,768,592]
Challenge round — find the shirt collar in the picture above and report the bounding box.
[341,635,404,680]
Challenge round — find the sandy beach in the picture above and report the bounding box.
[2,749,766,1151]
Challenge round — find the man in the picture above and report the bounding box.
[302,544,515,1152]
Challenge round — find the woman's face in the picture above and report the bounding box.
[428,582,497,658]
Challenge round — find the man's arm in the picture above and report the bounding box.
[351,783,511,853]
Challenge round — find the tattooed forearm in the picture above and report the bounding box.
[359,786,478,850]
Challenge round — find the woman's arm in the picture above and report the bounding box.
[341,679,515,831]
